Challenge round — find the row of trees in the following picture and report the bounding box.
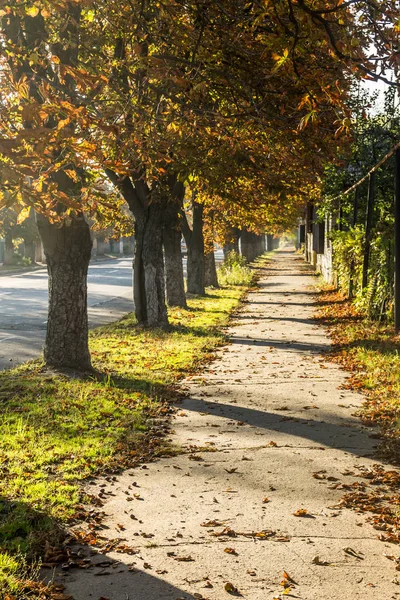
[0,0,398,370]
[0,206,41,264]
[0,202,135,265]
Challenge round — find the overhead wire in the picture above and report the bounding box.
[330,139,400,201]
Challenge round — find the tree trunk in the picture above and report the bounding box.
[96,235,106,256]
[256,234,265,256]
[35,240,44,263]
[204,248,219,288]
[241,229,259,262]
[3,232,14,265]
[24,239,36,264]
[185,201,205,295]
[36,213,92,371]
[163,202,187,308]
[223,227,240,259]
[134,203,168,327]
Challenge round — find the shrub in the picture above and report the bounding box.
[217,251,254,286]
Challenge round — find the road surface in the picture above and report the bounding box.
[0,258,134,370]
[0,251,225,371]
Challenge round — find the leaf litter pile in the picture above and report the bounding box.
[316,288,400,556]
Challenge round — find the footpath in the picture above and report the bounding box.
[63,249,399,600]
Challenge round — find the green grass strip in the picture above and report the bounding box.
[0,284,249,598]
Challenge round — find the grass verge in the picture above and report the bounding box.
[316,287,400,460]
[315,287,400,547]
[0,284,248,599]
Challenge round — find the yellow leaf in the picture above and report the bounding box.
[283,587,292,595]
[26,6,40,17]
[17,206,31,224]
[57,117,70,130]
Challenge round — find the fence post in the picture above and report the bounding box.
[348,188,359,298]
[338,201,343,231]
[395,149,400,330]
[362,172,375,290]
[353,187,359,227]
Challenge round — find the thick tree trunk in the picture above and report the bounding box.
[223,227,240,259]
[241,229,260,262]
[24,239,36,264]
[96,235,106,256]
[134,203,168,327]
[204,248,219,288]
[105,171,168,327]
[256,234,265,256]
[36,213,92,371]
[185,202,205,295]
[35,241,44,263]
[3,232,14,265]
[163,202,187,308]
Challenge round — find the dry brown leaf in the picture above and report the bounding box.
[224,581,240,594]
[293,508,309,517]
[201,519,225,527]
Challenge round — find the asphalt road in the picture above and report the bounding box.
[0,251,225,371]
[0,258,134,370]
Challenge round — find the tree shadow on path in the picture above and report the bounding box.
[0,495,198,600]
[179,395,378,455]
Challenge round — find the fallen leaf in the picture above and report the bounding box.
[224,547,238,555]
[343,547,364,559]
[224,581,240,594]
[312,555,330,566]
[293,508,309,517]
[212,527,237,537]
[312,471,327,480]
[201,519,225,527]
[281,571,298,587]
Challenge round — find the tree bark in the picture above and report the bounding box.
[204,248,219,288]
[134,203,168,327]
[96,234,106,256]
[3,232,14,265]
[163,201,187,308]
[35,241,44,263]
[105,170,169,328]
[182,200,205,296]
[223,227,240,259]
[36,213,92,371]
[24,239,36,264]
[256,234,265,256]
[241,229,260,262]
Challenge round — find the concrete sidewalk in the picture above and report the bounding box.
[63,250,399,600]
